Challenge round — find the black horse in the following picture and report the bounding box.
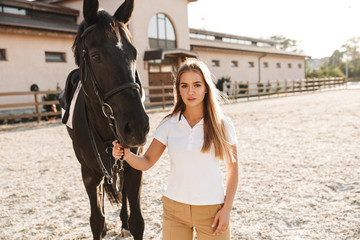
[60,0,149,239]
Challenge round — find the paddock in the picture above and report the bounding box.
[1,88,359,240]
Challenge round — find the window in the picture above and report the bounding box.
[148,13,176,49]
[276,63,281,68]
[211,60,220,67]
[263,62,269,68]
[45,52,66,62]
[298,63,302,69]
[0,49,6,61]
[248,62,255,68]
[288,63,292,69]
[149,65,160,73]
[231,61,238,67]
[1,6,26,16]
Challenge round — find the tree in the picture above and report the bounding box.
[307,37,360,79]
[270,35,299,52]
[342,37,360,78]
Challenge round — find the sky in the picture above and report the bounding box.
[188,0,360,59]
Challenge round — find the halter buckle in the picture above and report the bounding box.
[102,103,115,119]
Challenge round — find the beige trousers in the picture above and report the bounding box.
[162,196,230,240]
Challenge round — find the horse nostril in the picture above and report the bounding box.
[124,122,134,136]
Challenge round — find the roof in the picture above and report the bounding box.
[144,48,198,61]
[1,0,78,16]
[0,0,79,33]
[0,15,78,33]
[190,28,277,46]
[190,29,308,58]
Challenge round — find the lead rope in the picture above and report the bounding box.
[85,105,113,184]
[110,149,125,193]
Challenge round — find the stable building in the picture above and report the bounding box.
[0,0,307,106]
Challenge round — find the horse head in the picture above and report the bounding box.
[73,0,149,147]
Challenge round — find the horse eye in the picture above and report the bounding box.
[91,54,100,62]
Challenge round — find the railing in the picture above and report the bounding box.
[0,85,175,125]
[0,77,347,125]
[223,77,346,101]
[0,90,62,124]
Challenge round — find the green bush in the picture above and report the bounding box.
[306,66,345,78]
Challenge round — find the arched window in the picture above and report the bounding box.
[148,13,176,49]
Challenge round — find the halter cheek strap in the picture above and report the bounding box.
[80,23,141,185]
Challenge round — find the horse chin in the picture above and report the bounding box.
[117,137,147,148]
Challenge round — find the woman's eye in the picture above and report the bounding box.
[181,85,187,88]
[194,84,201,88]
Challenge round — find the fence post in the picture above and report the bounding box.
[292,80,295,95]
[161,82,165,110]
[247,81,250,101]
[34,92,41,123]
[234,82,238,102]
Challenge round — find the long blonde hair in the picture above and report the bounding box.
[166,58,234,162]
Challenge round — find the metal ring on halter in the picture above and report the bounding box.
[102,103,115,119]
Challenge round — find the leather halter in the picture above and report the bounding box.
[80,23,140,122]
[80,23,139,185]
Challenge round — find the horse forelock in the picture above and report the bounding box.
[72,11,135,66]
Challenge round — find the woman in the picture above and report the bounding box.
[113,58,238,240]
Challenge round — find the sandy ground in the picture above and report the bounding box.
[1,88,359,240]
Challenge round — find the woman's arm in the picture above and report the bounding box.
[212,144,239,235]
[112,139,166,171]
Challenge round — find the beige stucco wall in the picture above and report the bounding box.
[191,46,305,88]
[59,0,192,88]
[130,0,191,87]
[0,28,76,105]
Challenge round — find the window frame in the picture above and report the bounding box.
[0,49,7,61]
[211,60,220,67]
[148,13,177,49]
[45,51,66,63]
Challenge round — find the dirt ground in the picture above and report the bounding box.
[1,88,359,240]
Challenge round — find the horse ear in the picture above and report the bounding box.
[83,0,99,25]
[113,0,134,24]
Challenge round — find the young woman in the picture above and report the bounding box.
[113,58,238,240]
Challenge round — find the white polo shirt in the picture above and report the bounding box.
[153,113,237,205]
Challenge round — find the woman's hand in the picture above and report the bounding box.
[112,141,130,160]
[212,206,231,236]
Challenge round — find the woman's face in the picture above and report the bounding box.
[179,71,207,108]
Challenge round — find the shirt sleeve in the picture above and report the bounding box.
[223,116,238,145]
[152,118,169,146]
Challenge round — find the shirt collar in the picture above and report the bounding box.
[172,112,204,126]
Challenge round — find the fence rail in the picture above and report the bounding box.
[223,77,346,101]
[0,77,347,125]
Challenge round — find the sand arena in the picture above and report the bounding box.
[1,88,359,239]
